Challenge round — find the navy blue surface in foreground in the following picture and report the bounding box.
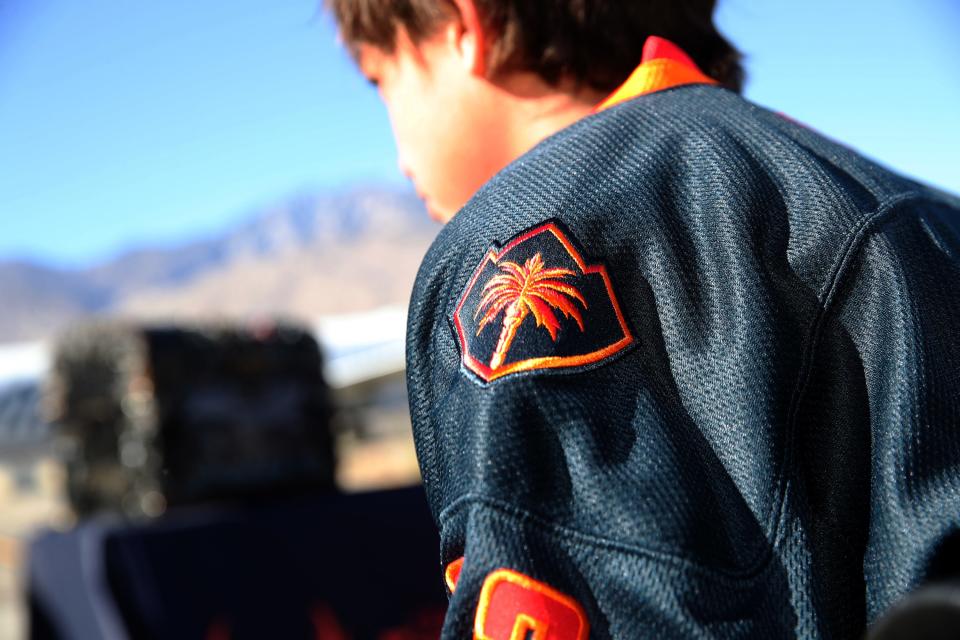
[29,486,444,640]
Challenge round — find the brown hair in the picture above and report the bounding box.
[326,0,745,93]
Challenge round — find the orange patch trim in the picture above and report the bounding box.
[454,223,633,382]
[445,556,465,593]
[474,569,589,640]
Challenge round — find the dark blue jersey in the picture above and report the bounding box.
[405,81,960,638]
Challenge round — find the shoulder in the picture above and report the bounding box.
[417,84,945,309]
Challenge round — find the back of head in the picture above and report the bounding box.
[327,0,745,93]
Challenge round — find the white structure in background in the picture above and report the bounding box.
[0,341,49,390]
[314,306,407,389]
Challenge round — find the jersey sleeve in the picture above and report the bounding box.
[404,216,802,638]
[815,197,960,624]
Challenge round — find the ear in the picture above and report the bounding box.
[448,0,487,76]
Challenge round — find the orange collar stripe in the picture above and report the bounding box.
[594,37,718,113]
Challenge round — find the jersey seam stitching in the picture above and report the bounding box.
[441,493,776,584]
[772,191,925,547]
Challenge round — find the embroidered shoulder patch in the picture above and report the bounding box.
[454,222,633,382]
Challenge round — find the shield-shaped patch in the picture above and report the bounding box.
[454,222,633,382]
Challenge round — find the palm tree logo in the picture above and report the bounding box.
[475,252,588,370]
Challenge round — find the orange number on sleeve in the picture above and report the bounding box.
[474,569,589,640]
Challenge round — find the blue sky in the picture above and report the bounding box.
[1,0,958,267]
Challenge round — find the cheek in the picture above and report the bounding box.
[390,85,507,218]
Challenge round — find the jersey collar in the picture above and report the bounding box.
[594,36,718,113]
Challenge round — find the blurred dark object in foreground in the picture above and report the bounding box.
[27,320,443,639]
[28,486,445,640]
[868,531,960,639]
[45,322,336,519]
[867,582,960,640]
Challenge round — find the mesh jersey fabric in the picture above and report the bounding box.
[404,82,960,639]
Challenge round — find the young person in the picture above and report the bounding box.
[327,1,960,637]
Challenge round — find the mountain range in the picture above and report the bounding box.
[0,187,441,343]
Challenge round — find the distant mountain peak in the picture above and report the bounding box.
[0,186,438,343]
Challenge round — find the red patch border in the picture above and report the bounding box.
[454,222,634,382]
